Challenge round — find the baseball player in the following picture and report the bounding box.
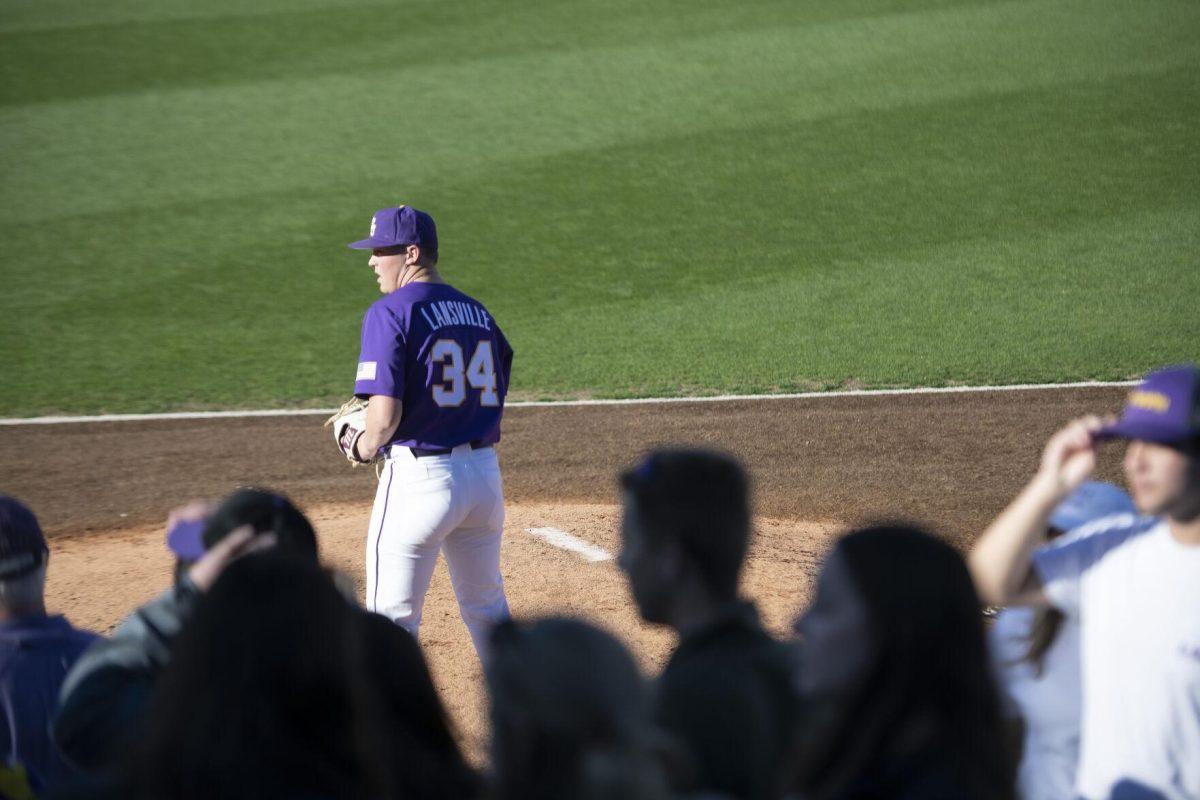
[334,205,512,658]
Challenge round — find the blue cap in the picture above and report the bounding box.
[1049,481,1137,533]
[348,205,438,253]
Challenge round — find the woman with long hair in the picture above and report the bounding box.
[791,525,1013,800]
[133,554,474,799]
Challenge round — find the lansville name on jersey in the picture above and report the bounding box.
[418,300,493,333]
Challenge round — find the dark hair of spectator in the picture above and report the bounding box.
[1020,526,1067,675]
[203,488,318,559]
[172,489,318,585]
[792,525,1013,800]
[1181,435,1200,457]
[486,617,670,800]
[135,555,402,799]
[619,449,750,599]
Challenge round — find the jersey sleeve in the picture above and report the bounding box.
[354,303,407,399]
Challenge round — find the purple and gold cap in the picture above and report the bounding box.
[348,205,438,253]
[1097,364,1200,445]
[0,496,49,580]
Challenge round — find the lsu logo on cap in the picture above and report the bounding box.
[1128,390,1170,414]
[369,216,377,237]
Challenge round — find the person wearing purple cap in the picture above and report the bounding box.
[0,496,99,795]
[970,364,1200,800]
[987,481,1137,800]
[335,205,513,658]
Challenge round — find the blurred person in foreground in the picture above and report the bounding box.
[358,612,480,798]
[791,524,1013,800]
[129,554,475,800]
[485,616,671,800]
[0,497,99,796]
[53,488,319,774]
[970,364,1200,800]
[988,481,1136,800]
[618,449,800,800]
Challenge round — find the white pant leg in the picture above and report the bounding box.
[442,452,510,659]
[365,456,464,639]
[364,460,397,619]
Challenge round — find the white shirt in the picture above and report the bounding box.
[1034,515,1200,800]
[990,606,1081,800]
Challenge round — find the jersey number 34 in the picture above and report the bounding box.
[431,340,500,407]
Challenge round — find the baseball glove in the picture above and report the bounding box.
[324,397,376,466]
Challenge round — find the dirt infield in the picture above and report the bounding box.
[0,386,1130,755]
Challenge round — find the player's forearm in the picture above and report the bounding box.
[355,428,391,460]
[968,475,1063,606]
[354,397,402,460]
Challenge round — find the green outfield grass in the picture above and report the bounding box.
[1,0,1197,415]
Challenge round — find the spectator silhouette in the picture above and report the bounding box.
[0,496,99,796]
[54,488,318,773]
[359,612,480,799]
[618,449,800,800]
[792,525,1013,800]
[485,616,671,800]
[133,553,447,799]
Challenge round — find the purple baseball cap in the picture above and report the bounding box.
[1097,364,1200,445]
[0,496,49,580]
[348,205,438,253]
[1048,481,1137,533]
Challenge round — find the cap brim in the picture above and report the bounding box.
[167,518,207,560]
[1095,419,1191,445]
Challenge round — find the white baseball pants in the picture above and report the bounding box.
[365,443,510,659]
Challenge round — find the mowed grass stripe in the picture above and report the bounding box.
[0,0,399,34]
[4,66,1194,331]
[2,0,1198,414]
[519,205,1199,397]
[0,0,978,103]
[4,73,1196,411]
[3,0,1196,224]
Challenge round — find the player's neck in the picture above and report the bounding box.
[1167,514,1200,546]
[398,265,445,288]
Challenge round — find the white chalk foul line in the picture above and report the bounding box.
[525,527,613,563]
[0,380,1137,426]
[0,408,341,425]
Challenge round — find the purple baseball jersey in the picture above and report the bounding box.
[354,282,512,453]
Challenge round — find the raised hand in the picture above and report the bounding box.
[187,525,277,592]
[1035,415,1116,498]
